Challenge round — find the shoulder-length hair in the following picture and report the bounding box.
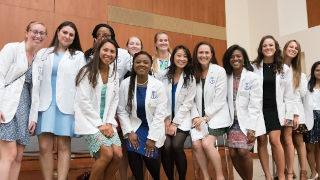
[167,45,194,87]
[152,32,171,73]
[126,51,153,114]
[308,61,320,92]
[49,21,82,55]
[192,41,218,83]
[76,39,118,88]
[223,44,253,75]
[283,40,302,89]
[252,35,283,74]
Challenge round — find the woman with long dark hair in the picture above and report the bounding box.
[252,35,295,180]
[161,45,196,180]
[223,44,264,180]
[304,61,320,180]
[74,39,122,179]
[31,21,85,180]
[118,51,167,180]
[0,21,47,180]
[191,41,232,180]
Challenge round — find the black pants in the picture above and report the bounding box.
[161,130,189,180]
[127,151,160,180]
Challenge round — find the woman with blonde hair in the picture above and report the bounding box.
[0,21,47,180]
[152,32,171,81]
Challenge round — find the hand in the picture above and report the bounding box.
[246,130,256,145]
[98,124,114,138]
[168,123,177,136]
[145,139,156,157]
[293,115,299,130]
[193,117,204,130]
[28,122,36,135]
[284,119,291,126]
[0,111,5,127]
[164,117,171,135]
[128,131,140,150]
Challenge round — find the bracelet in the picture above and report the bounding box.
[203,116,207,122]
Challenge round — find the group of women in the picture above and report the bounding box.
[0,20,319,180]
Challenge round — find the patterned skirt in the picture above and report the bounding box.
[84,131,121,158]
[304,110,320,143]
[227,120,253,150]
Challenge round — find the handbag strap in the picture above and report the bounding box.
[5,62,33,88]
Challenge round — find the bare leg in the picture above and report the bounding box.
[257,135,272,180]
[306,143,317,178]
[103,145,123,180]
[57,136,71,180]
[9,143,25,180]
[38,133,54,180]
[292,134,307,176]
[0,140,17,180]
[230,148,253,180]
[192,139,210,180]
[90,146,114,180]
[269,130,285,180]
[281,127,294,180]
[202,135,225,180]
[316,143,320,176]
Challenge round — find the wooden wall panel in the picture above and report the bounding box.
[0,0,54,12]
[55,0,108,21]
[108,0,225,27]
[306,0,320,28]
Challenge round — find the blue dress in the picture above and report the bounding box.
[36,52,76,137]
[126,86,159,159]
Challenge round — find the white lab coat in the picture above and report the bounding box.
[252,62,295,126]
[29,47,86,123]
[191,63,232,129]
[117,75,167,148]
[163,72,196,131]
[0,41,32,123]
[115,48,131,82]
[303,87,320,130]
[227,68,265,137]
[74,69,119,135]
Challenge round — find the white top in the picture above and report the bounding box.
[163,72,196,131]
[74,69,119,135]
[117,75,167,148]
[227,68,265,136]
[0,41,30,123]
[313,89,320,110]
[29,47,86,123]
[114,48,131,82]
[191,63,232,129]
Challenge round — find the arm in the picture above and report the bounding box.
[117,80,133,137]
[172,79,196,125]
[247,76,263,131]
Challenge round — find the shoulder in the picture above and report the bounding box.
[1,42,21,52]
[117,48,130,57]
[73,50,84,57]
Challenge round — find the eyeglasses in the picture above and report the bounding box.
[30,30,47,36]
[96,33,112,39]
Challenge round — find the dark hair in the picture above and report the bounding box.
[192,41,218,83]
[223,44,253,75]
[76,39,118,88]
[126,51,153,113]
[49,21,82,55]
[167,45,193,87]
[252,35,283,74]
[308,61,320,92]
[85,24,119,60]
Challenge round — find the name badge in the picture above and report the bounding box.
[151,90,157,99]
[209,76,215,84]
[244,82,250,90]
[280,72,285,79]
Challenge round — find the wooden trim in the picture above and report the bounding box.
[107,5,226,40]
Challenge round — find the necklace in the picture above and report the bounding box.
[137,79,148,86]
[264,63,273,68]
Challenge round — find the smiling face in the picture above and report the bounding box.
[57,25,75,49]
[26,23,47,48]
[285,41,299,59]
[133,54,152,77]
[174,49,188,70]
[262,38,276,58]
[127,37,142,56]
[155,33,169,52]
[230,49,244,71]
[197,44,212,67]
[99,42,117,66]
